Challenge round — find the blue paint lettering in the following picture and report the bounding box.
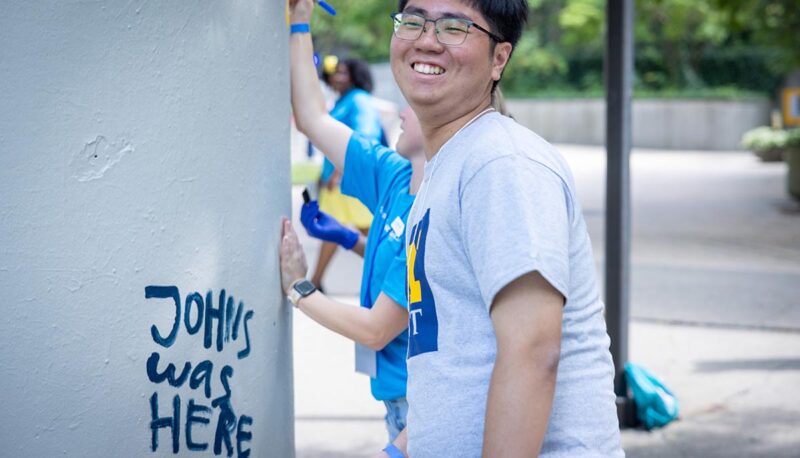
[237,311,254,360]
[186,399,211,452]
[212,365,234,408]
[189,360,214,399]
[145,286,181,348]
[204,290,225,352]
[232,301,244,341]
[185,292,204,335]
[150,392,180,453]
[236,416,253,458]
[145,286,253,355]
[144,285,256,456]
[147,352,190,388]
[210,365,236,456]
[225,294,235,343]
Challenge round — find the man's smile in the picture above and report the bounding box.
[412,62,446,75]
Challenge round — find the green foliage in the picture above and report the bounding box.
[503,39,568,93]
[309,0,796,98]
[711,0,800,71]
[741,127,789,152]
[311,0,395,61]
[786,129,800,149]
[559,0,604,51]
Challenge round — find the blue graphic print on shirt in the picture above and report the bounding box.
[407,208,438,358]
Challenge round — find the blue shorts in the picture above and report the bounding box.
[383,397,408,442]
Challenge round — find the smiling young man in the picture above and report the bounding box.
[385,1,624,457]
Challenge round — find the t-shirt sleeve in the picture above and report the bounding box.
[350,93,385,141]
[329,97,350,124]
[461,154,571,309]
[341,132,409,212]
[381,252,408,310]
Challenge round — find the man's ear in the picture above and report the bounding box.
[491,42,513,82]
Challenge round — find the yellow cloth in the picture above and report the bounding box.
[318,186,372,229]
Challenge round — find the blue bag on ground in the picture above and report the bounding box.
[624,362,679,429]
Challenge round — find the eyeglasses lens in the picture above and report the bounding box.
[393,14,470,46]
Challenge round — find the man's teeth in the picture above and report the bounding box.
[413,63,444,75]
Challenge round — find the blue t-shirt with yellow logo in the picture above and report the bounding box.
[322,88,388,183]
[341,132,413,401]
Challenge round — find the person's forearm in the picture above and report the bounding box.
[482,347,559,457]
[289,28,351,170]
[392,428,408,453]
[351,234,366,257]
[296,291,390,350]
[290,31,327,138]
[376,428,408,457]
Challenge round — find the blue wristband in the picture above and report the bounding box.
[290,23,310,34]
[383,443,405,458]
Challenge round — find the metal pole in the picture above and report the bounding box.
[605,0,635,426]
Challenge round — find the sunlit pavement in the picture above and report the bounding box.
[291,145,800,457]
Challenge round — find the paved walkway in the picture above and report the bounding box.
[290,145,800,457]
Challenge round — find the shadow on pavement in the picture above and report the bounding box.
[623,406,800,458]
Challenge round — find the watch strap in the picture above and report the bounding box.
[287,286,302,306]
[287,279,316,306]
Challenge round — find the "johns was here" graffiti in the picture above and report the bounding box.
[144,285,255,457]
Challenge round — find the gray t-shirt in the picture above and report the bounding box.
[405,112,623,457]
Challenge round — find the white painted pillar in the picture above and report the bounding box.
[0,1,293,456]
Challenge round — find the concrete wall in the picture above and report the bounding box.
[0,2,293,457]
[506,98,771,150]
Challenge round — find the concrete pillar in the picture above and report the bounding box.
[0,1,293,456]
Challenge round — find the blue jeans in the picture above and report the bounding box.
[383,397,408,442]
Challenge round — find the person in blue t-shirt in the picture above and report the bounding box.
[310,57,385,292]
[279,0,425,443]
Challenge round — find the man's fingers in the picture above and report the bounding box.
[283,219,296,239]
[280,219,298,255]
[282,220,304,254]
[285,220,297,239]
[281,217,290,236]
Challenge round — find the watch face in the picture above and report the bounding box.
[294,280,317,296]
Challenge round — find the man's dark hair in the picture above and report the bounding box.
[321,58,375,93]
[397,0,529,48]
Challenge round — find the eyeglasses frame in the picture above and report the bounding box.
[390,12,504,46]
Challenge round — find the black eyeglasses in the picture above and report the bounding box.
[391,12,504,46]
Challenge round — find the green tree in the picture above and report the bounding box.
[311,0,394,61]
[559,0,604,51]
[712,0,800,71]
[303,0,794,97]
[502,0,571,95]
[555,0,730,90]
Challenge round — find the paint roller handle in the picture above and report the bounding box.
[317,0,336,16]
[288,0,334,24]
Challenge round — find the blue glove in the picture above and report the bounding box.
[300,200,359,249]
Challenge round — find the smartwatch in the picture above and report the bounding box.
[287,279,317,306]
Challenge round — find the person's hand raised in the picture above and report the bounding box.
[288,0,314,24]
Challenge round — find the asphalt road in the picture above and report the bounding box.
[565,147,800,331]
